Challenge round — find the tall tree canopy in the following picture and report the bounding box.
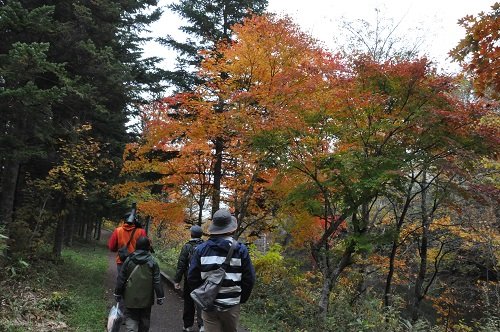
[0,0,163,257]
[118,0,270,228]
[127,14,498,323]
[160,0,268,92]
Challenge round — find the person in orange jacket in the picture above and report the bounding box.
[108,212,147,275]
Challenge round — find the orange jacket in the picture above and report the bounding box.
[108,223,147,264]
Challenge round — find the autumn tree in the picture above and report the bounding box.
[451,2,500,99]
[207,15,498,322]
[151,0,269,217]
[117,96,213,230]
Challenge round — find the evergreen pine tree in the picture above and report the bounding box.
[0,2,68,228]
[0,0,164,256]
[161,0,268,92]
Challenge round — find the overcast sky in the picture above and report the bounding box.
[144,0,495,72]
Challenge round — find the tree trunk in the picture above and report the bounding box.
[211,137,223,215]
[65,211,75,247]
[53,216,65,258]
[318,243,355,320]
[0,159,20,227]
[385,202,412,307]
[95,219,101,240]
[85,217,93,242]
[318,269,334,317]
[53,197,67,258]
[384,241,398,307]
[412,169,429,321]
[197,202,204,225]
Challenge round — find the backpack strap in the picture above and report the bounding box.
[121,226,137,248]
[127,227,137,246]
[221,240,238,271]
[188,239,202,257]
[126,263,141,283]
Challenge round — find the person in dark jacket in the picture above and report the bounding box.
[174,225,205,332]
[114,236,165,332]
[188,209,255,332]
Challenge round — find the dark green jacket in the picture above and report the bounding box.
[115,250,164,308]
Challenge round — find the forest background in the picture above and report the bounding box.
[0,0,498,331]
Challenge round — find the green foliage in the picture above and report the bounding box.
[327,296,405,332]
[154,245,182,276]
[286,183,324,216]
[475,314,500,332]
[162,0,269,91]
[243,244,321,331]
[41,291,74,313]
[1,0,164,261]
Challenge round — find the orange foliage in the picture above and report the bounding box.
[451,3,500,99]
[289,211,323,247]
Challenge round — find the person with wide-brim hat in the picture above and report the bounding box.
[188,209,255,332]
[208,209,238,235]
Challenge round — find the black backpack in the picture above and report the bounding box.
[187,240,202,265]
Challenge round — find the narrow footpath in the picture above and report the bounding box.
[105,249,186,331]
[102,230,248,332]
[102,229,185,332]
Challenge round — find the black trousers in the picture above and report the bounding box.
[183,284,202,328]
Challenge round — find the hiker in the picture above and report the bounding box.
[188,209,255,332]
[108,212,147,274]
[174,225,205,332]
[114,236,165,332]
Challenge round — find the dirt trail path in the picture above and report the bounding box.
[103,230,185,332]
[102,229,250,332]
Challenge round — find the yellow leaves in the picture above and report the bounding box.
[288,211,323,248]
[111,181,154,199]
[38,124,103,199]
[251,244,286,284]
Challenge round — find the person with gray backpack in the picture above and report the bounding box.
[187,209,255,332]
[114,236,165,332]
[174,225,205,332]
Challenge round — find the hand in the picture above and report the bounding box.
[113,294,121,302]
[174,283,181,290]
[157,297,165,305]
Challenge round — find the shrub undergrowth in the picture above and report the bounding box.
[0,241,108,331]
